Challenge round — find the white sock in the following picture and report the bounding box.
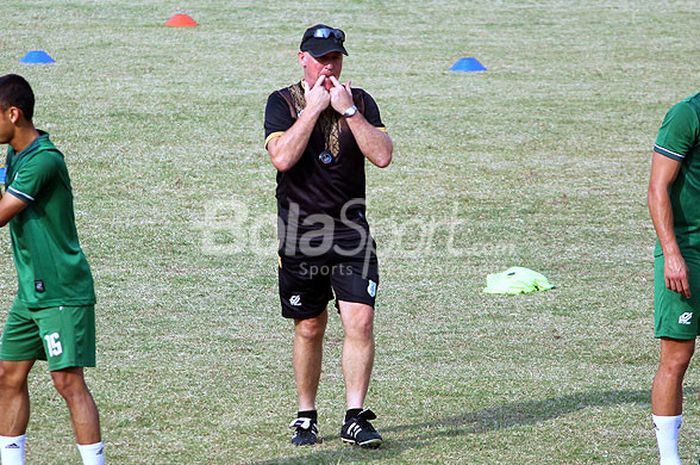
[77,441,105,465]
[653,414,682,465]
[0,434,26,465]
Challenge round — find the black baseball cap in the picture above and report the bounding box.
[300,24,348,58]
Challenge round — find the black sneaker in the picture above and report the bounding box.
[340,408,383,448]
[289,416,319,446]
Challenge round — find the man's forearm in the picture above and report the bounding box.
[649,185,681,256]
[268,109,323,172]
[345,114,393,168]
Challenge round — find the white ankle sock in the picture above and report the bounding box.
[77,441,105,465]
[0,434,26,465]
[653,414,682,465]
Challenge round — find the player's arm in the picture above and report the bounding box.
[329,77,393,168]
[0,151,60,227]
[648,152,690,298]
[344,109,393,168]
[267,76,330,172]
[0,193,28,227]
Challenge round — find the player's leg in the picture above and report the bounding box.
[651,254,700,465]
[331,237,379,411]
[290,313,326,446]
[36,305,104,464]
[50,367,103,464]
[336,301,382,447]
[50,368,101,443]
[337,301,374,409]
[0,300,44,465]
[652,338,694,415]
[279,254,333,445]
[331,237,382,447]
[0,360,34,465]
[651,338,693,465]
[0,360,35,434]
[293,311,328,412]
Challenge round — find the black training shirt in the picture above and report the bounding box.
[264,82,386,243]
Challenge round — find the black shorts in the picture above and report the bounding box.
[278,236,379,320]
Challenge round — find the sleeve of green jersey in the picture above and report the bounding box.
[7,153,61,203]
[654,101,700,161]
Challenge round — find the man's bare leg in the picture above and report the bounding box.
[338,301,374,410]
[0,360,35,465]
[293,310,328,411]
[0,360,34,436]
[51,367,104,464]
[651,338,694,465]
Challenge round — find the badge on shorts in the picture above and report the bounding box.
[35,280,45,293]
[367,279,377,298]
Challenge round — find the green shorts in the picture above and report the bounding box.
[655,254,700,340]
[0,300,96,371]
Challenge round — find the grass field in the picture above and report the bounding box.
[1,1,699,464]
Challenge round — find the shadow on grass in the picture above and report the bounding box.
[382,388,651,437]
[249,389,650,465]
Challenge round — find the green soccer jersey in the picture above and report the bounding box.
[654,92,700,254]
[4,131,95,308]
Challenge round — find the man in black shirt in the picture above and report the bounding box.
[264,24,393,448]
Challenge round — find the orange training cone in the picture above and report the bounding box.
[165,14,198,27]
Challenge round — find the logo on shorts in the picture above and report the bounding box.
[367,280,377,298]
[679,312,693,325]
[34,280,45,293]
[289,295,302,307]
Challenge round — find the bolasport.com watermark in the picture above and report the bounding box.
[194,197,515,259]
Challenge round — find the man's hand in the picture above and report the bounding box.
[329,76,354,115]
[302,75,331,115]
[665,252,692,299]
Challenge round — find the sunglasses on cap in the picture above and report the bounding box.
[312,27,345,42]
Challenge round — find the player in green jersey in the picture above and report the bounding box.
[0,75,104,465]
[649,92,700,465]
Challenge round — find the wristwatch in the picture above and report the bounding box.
[343,104,358,118]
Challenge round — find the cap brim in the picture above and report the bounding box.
[302,39,348,58]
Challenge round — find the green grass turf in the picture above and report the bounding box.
[1,0,699,463]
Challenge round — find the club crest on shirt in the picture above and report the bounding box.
[318,150,334,165]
